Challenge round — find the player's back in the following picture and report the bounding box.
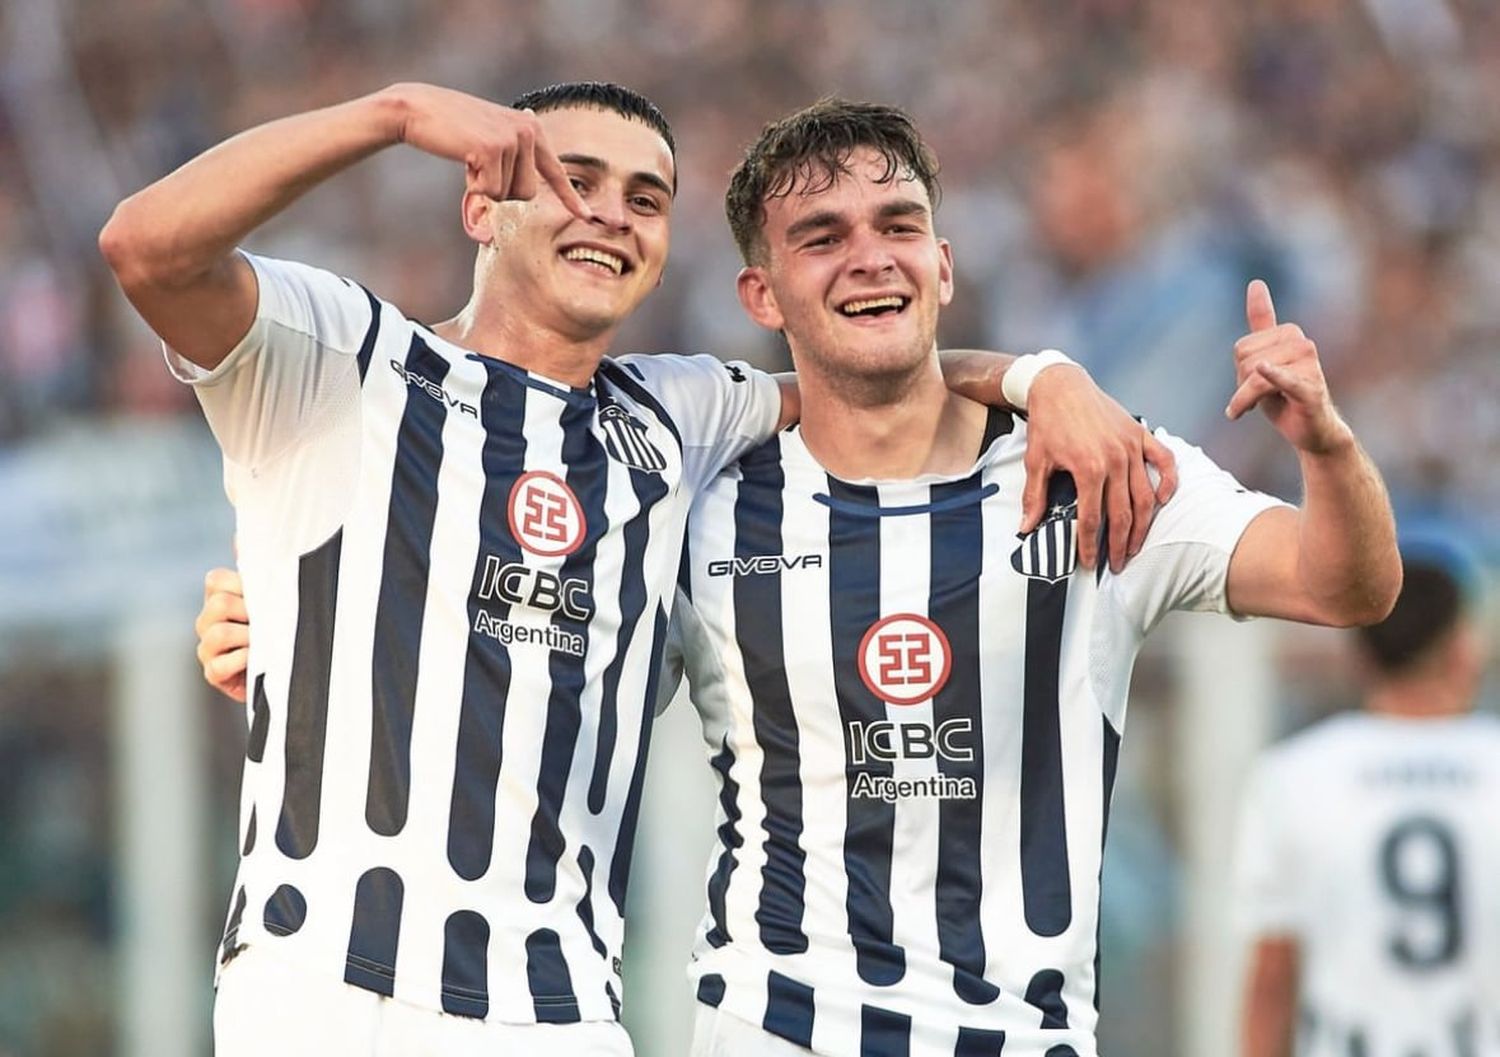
[1238,711,1500,1057]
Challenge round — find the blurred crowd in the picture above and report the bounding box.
[2,0,1500,538]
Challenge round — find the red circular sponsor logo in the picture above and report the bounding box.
[507,471,586,556]
[857,613,952,706]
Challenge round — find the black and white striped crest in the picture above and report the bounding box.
[1011,501,1077,583]
[599,403,667,473]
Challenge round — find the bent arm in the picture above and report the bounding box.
[1227,431,1399,626]
[98,89,407,369]
[1241,936,1299,1057]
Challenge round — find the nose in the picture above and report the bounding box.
[846,227,896,276]
[586,191,632,237]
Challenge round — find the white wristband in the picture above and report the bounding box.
[1001,348,1078,411]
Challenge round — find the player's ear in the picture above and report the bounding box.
[737,265,784,332]
[937,237,955,307]
[461,189,495,247]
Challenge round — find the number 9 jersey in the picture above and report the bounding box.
[1235,711,1500,1057]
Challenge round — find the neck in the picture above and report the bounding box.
[433,290,616,390]
[796,354,989,479]
[1365,673,1472,720]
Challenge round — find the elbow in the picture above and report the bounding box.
[1315,565,1403,629]
[98,199,150,289]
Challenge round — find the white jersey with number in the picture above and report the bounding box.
[1236,711,1500,1057]
[168,252,780,1025]
[665,413,1285,1057]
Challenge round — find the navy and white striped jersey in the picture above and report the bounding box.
[1235,712,1500,1057]
[669,413,1285,1057]
[167,253,780,1024]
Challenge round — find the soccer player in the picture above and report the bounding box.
[199,97,1400,1056]
[1236,552,1499,1057]
[102,82,1167,1056]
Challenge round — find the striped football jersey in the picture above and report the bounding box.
[1236,712,1500,1057]
[168,252,780,1024]
[668,411,1285,1056]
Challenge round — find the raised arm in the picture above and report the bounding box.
[1224,281,1400,625]
[98,83,590,369]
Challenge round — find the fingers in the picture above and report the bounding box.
[510,123,540,202]
[1143,429,1179,505]
[1074,476,1103,572]
[1125,447,1156,560]
[1019,449,1049,535]
[203,566,242,602]
[1246,279,1277,333]
[195,588,249,640]
[533,127,593,222]
[1254,359,1320,403]
[205,648,249,703]
[1102,474,1132,573]
[1225,372,1280,420]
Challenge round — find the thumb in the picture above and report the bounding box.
[1246,278,1277,333]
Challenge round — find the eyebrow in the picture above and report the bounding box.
[557,153,675,199]
[783,198,931,242]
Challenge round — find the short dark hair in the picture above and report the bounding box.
[1357,558,1468,674]
[511,81,676,162]
[725,97,941,265]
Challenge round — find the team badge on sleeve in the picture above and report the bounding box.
[508,471,586,556]
[599,404,667,473]
[1011,500,1078,583]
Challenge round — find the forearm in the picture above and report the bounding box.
[100,88,404,288]
[938,349,1018,410]
[1241,941,1299,1057]
[1294,430,1401,625]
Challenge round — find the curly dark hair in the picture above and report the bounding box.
[725,97,940,265]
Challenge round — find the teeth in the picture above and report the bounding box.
[563,247,624,274]
[840,296,906,316]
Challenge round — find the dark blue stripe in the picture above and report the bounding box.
[354,286,381,380]
[733,438,808,956]
[446,371,528,880]
[763,970,815,1047]
[598,359,682,447]
[263,883,307,935]
[587,457,670,815]
[814,482,998,518]
[929,477,998,1004]
[247,675,269,762]
[860,1005,911,1057]
[366,335,448,837]
[607,605,670,915]
[344,867,403,995]
[703,732,744,948]
[1025,969,1069,1029]
[697,973,726,1008]
[575,845,607,958]
[1045,1047,1080,1057]
[441,910,491,1017]
[828,477,904,986]
[220,886,246,964]
[241,805,256,855]
[957,1027,1008,1056]
[1020,547,1072,935]
[526,398,611,902]
[275,529,342,860]
[525,928,580,1023]
[1095,716,1121,1012]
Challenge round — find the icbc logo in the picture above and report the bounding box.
[508,471,586,556]
[857,613,952,705]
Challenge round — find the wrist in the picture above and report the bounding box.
[1001,349,1079,411]
[371,83,416,145]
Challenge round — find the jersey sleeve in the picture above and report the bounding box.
[1233,754,1303,938]
[1109,430,1291,634]
[162,252,375,472]
[613,354,781,491]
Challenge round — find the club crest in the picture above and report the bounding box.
[1011,474,1079,584]
[598,404,667,473]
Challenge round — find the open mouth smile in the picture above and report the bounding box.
[561,245,631,277]
[837,294,910,319]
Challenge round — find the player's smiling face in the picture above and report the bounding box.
[482,106,674,340]
[736,147,953,384]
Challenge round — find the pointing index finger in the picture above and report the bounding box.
[1246,278,1277,333]
[532,128,593,222]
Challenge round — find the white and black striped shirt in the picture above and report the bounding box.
[669,412,1284,1056]
[1236,712,1500,1057]
[169,253,780,1024]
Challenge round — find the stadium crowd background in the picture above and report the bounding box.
[0,0,1496,1054]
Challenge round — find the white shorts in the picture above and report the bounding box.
[214,945,635,1057]
[691,1003,813,1056]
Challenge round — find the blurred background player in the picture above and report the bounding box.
[1235,549,1500,1057]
